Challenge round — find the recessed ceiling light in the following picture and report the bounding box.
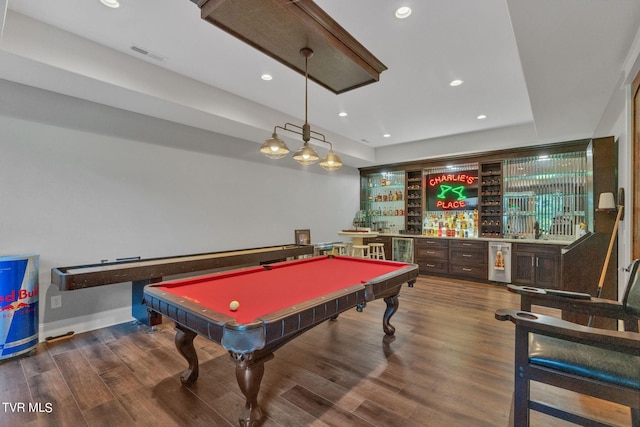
[383,133,391,138]
[395,7,412,19]
[449,79,464,87]
[261,74,272,81]
[477,114,487,120]
[100,0,120,8]
[338,112,347,117]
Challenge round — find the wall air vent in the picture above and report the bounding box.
[130,44,166,62]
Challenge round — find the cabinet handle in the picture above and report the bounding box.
[427,251,435,254]
[536,257,539,267]
[531,257,534,267]
[463,268,472,271]
[462,254,472,257]
[427,264,436,267]
[462,243,472,246]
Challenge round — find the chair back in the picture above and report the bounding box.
[623,258,640,317]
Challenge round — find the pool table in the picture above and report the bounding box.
[144,255,418,426]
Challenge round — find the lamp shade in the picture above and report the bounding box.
[260,133,290,159]
[292,143,319,165]
[258,47,343,171]
[598,192,616,210]
[319,150,343,171]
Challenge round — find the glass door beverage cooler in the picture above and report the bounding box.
[488,242,511,283]
[392,237,414,263]
[360,171,406,233]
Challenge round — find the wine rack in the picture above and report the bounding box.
[405,170,423,234]
[479,162,502,237]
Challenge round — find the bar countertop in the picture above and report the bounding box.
[376,233,571,246]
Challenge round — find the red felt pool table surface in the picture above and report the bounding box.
[156,255,411,324]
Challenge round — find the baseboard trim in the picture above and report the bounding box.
[38,307,134,342]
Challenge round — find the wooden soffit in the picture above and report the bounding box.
[190,0,387,94]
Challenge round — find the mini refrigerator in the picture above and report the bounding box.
[488,242,512,283]
[392,237,414,263]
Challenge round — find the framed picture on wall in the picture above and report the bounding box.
[295,229,311,245]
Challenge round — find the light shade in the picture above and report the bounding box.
[258,47,342,171]
[598,192,616,210]
[260,133,290,159]
[293,143,319,165]
[395,6,412,19]
[319,150,343,171]
[100,0,120,8]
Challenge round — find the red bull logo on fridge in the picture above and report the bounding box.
[0,255,39,360]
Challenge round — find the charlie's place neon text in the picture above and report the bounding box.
[427,174,476,187]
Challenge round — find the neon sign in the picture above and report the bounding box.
[436,185,466,200]
[427,173,478,210]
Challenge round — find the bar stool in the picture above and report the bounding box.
[352,245,370,258]
[332,243,349,255]
[369,243,386,260]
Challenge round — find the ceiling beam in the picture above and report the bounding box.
[191,0,387,94]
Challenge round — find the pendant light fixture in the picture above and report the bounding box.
[260,48,343,171]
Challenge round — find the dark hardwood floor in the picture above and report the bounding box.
[0,276,632,426]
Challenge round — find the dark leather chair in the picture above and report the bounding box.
[496,259,640,426]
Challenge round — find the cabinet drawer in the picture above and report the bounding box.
[449,240,487,251]
[364,236,392,245]
[449,248,487,265]
[416,247,448,260]
[418,260,448,275]
[415,238,448,248]
[449,263,488,279]
[513,243,561,255]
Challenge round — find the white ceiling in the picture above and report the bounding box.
[2,0,640,168]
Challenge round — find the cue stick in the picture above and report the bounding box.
[588,204,623,327]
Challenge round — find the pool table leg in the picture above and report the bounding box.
[232,352,272,427]
[175,324,199,385]
[382,294,399,336]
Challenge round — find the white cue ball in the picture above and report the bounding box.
[229,300,240,311]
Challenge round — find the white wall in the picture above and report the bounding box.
[593,84,630,301]
[0,80,360,338]
[593,25,640,300]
